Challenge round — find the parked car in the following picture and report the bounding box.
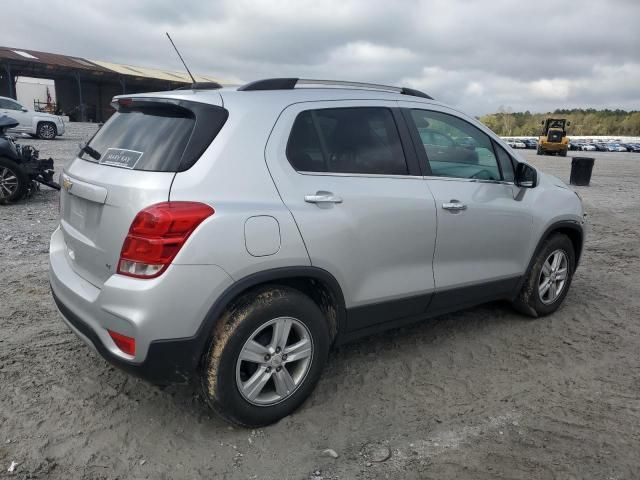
[627,143,640,152]
[0,96,65,139]
[606,143,627,152]
[580,144,597,151]
[593,143,608,152]
[521,138,538,149]
[49,78,586,427]
[512,139,527,149]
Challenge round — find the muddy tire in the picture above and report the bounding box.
[559,149,567,157]
[200,286,330,427]
[0,157,28,204]
[37,121,57,140]
[513,233,575,317]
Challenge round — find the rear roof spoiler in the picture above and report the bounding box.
[237,78,434,100]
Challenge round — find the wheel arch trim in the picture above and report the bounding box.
[190,266,347,363]
[515,220,584,297]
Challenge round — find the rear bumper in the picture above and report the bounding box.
[49,226,234,384]
[540,143,568,151]
[51,288,203,384]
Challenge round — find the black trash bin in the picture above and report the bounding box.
[570,157,595,186]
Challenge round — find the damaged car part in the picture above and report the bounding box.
[0,115,60,204]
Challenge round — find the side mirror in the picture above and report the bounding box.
[21,107,28,112]
[515,163,537,188]
[566,121,571,126]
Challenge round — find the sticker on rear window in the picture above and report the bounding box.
[100,148,143,169]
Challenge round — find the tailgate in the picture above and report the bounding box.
[60,159,173,287]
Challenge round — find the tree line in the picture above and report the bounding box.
[479,108,640,137]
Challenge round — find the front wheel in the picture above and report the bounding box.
[0,158,28,204]
[513,233,575,317]
[200,286,330,427]
[37,122,57,140]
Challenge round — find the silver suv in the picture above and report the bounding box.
[49,78,586,426]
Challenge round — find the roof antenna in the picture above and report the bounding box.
[166,32,197,84]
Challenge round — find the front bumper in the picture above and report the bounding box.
[56,120,65,136]
[49,227,233,384]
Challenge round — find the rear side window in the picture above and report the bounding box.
[287,107,408,175]
[79,100,228,172]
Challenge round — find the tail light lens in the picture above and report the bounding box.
[118,202,214,278]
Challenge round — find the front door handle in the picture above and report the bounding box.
[304,192,343,204]
[442,200,467,211]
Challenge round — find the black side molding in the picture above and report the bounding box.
[238,78,299,91]
[400,87,434,100]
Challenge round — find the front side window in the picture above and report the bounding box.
[287,107,408,175]
[493,141,515,182]
[0,99,21,110]
[410,109,502,181]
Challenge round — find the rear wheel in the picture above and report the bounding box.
[37,122,57,140]
[536,146,543,155]
[0,158,28,204]
[200,286,330,427]
[559,149,567,157]
[513,233,575,317]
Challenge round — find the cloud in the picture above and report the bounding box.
[1,0,639,114]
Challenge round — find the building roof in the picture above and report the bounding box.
[90,60,221,83]
[0,46,223,84]
[0,46,110,71]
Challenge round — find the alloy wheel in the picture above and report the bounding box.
[0,166,19,199]
[235,316,313,406]
[538,249,569,305]
[39,123,56,139]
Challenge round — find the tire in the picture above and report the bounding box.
[200,286,330,427]
[37,121,57,140]
[536,147,543,155]
[0,157,28,204]
[559,150,567,157]
[513,233,575,317]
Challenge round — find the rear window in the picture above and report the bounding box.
[79,99,228,172]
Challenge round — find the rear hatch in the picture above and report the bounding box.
[59,95,228,287]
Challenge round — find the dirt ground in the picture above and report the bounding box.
[1,124,639,480]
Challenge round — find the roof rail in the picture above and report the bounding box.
[174,81,223,91]
[237,78,433,100]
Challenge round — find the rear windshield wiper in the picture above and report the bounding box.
[79,143,101,160]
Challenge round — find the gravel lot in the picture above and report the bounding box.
[1,123,639,479]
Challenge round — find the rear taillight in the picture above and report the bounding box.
[117,202,214,279]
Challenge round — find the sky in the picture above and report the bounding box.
[3,0,640,115]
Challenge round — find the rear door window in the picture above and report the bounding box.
[287,107,408,175]
[79,100,228,172]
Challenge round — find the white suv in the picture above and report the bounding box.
[49,78,586,426]
[0,96,65,139]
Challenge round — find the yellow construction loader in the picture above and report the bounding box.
[537,118,570,156]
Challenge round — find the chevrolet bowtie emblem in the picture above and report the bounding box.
[62,177,73,192]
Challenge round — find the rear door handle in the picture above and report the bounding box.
[442,200,467,211]
[304,192,343,204]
